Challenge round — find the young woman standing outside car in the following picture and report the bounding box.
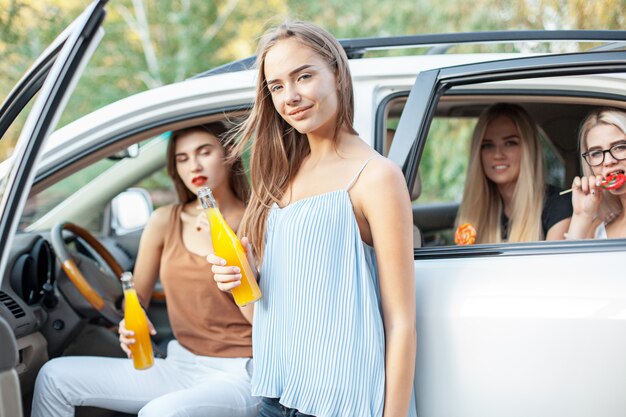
[32,123,260,417]
[208,21,416,417]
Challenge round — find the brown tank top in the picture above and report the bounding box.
[159,204,252,357]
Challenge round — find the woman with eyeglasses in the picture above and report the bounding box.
[567,108,626,239]
[456,103,572,243]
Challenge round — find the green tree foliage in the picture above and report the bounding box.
[0,0,287,158]
[0,0,623,161]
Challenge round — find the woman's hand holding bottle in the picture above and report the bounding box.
[207,237,258,293]
[118,317,156,359]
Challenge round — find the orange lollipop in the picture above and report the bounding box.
[454,223,476,245]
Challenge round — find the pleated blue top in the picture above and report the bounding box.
[252,159,387,417]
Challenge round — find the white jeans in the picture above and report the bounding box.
[31,341,260,417]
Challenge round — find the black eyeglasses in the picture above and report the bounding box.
[582,142,626,167]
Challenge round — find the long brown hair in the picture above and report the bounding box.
[578,108,626,223]
[230,20,357,260]
[456,103,545,243]
[166,123,250,204]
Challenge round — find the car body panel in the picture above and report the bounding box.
[391,48,626,415]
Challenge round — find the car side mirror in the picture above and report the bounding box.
[110,188,153,235]
[108,144,140,161]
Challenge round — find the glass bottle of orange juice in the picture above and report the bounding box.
[120,272,154,370]
[198,187,262,306]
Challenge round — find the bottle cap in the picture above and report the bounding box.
[197,187,217,209]
[120,271,133,282]
[197,187,213,199]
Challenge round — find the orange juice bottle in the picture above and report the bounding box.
[198,187,262,306]
[120,272,154,370]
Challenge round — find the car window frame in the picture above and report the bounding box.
[388,50,626,258]
[0,0,108,282]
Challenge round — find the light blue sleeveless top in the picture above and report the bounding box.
[252,158,388,417]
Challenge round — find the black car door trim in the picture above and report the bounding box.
[388,69,440,184]
[374,91,408,155]
[340,30,626,59]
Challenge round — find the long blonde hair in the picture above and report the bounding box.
[456,103,545,243]
[578,108,626,223]
[230,20,357,260]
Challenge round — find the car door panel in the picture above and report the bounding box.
[413,245,626,416]
[0,2,107,412]
[0,0,107,284]
[392,50,626,415]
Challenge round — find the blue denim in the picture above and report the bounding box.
[258,397,315,417]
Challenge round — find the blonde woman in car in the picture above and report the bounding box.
[208,20,416,417]
[32,123,260,417]
[566,108,626,239]
[456,103,572,244]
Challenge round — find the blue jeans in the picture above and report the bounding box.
[258,397,315,417]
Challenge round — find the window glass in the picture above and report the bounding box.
[20,135,174,234]
[0,97,38,212]
[133,167,176,210]
[418,117,476,204]
[20,158,116,231]
[384,94,573,247]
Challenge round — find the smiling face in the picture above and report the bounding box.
[585,123,626,194]
[480,115,522,191]
[174,130,229,197]
[263,37,339,138]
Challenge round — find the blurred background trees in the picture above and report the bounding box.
[0,0,623,160]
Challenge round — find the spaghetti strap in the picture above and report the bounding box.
[345,156,375,191]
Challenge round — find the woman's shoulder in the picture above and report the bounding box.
[148,204,179,230]
[358,153,405,188]
[349,153,408,210]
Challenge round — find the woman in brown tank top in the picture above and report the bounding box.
[32,123,260,417]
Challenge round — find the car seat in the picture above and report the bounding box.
[0,317,22,417]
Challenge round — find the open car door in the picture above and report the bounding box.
[390,41,626,416]
[0,1,108,414]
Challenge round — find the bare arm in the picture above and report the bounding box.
[132,206,169,306]
[566,175,603,239]
[545,217,571,240]
[357,159,416,417]
[118,205,169,356]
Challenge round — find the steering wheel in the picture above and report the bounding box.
[51,222,125,324]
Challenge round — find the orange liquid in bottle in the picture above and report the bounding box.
[123,287,154,370]
[205,207,262,306]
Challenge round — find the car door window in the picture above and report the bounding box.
[20,135,173,234]
[384,95,568,247]
[387,62,626,248]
